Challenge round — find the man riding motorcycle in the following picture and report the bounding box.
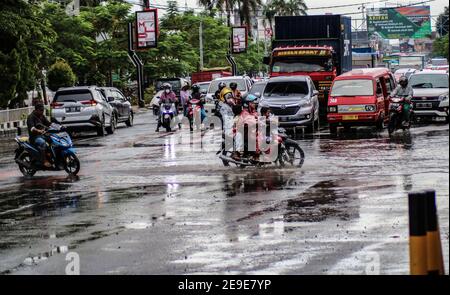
[26,103,52,167]
[156,83,179,132]
[389,76,413,126]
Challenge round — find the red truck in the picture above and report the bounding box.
[191,67,232,84]
[263,15,352,117]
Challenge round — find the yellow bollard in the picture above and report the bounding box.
[409,192,428,275]
[424,190,445,275]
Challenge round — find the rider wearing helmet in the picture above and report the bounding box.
[187,84,207,130]
[232,94,259,160]
[27,103,52,167]
[229,82,242,105]
[156,83,179,132]
[390,75,413,126]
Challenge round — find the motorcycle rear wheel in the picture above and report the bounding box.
[388,114,397,135]
[283,140,305,168]
[18,152,36,177]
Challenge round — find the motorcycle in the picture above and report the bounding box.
[218,127,305,168]
[388,95,413,135]
[14,124,80,177]
[187,97,205,131]
[159,102,177,132]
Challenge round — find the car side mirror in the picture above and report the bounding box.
[107,96,114,102]
[312,90,319,96]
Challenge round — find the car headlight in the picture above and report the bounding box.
[299,99,312,108]
[365,105,376,112]
[328,106,337,113]
[439,94,449,101]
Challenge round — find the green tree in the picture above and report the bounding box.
[433,34,449,58]
[47,59,77,91]
[263,0,308,32]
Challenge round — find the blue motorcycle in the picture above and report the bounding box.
[14,124,80,177]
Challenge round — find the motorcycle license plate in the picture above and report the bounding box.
[416,103,432,109]
[66,107,80,113]
[342,115,358,120]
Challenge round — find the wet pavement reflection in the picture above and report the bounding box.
[0,112,448,274]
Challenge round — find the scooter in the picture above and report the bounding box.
[187,97,206,131]
[159,102,177,132]
[218,127,305,168]
[388,95,413,135]
[14,124,80,177]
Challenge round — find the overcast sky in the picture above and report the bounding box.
[132,0,448,28]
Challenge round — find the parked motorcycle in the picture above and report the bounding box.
[218,127,305,168]
[159,102,177,132]
[388,95,413,135]
[14,124,80,177]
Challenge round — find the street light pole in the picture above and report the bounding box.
[199,20,204,70]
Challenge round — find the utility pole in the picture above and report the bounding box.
[199,21,204,70]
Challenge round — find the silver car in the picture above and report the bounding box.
[51,86,116,136]
[257,76,320,132]
[409,70,449,122]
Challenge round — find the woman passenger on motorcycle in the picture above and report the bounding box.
[229,82,242,106]
[187,84,207,130]
[389,76,413,126]
[232,94,259,160]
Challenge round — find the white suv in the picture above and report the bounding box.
[51,86,116,136]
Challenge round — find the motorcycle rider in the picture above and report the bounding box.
[229,82,242,105]
[232,94,259,160]
[156,83,179,132]
[187,84,206,131]
[26,103,52,167]
[390,75,413,126]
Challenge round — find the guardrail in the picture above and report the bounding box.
[0,107,34,134]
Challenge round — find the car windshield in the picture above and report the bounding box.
[198,83,210,93]
[156,80,182,93]
[263,81,309,97]
[54,90,93,102]
[209,79,246,92]
[330,79,374,96]
[409,74,449,88]
[249,83,266,95]
[272,57,332,73]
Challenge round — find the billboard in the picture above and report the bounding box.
[232,26,247,54]
[367,6,431,39]
[136,9,158,49]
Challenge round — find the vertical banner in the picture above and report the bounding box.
[136,9,158,49]
[232,26,248,54]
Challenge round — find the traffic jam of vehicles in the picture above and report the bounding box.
[0,7,448,276]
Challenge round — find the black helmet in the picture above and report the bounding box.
[192,84,200,93]
[218,82,226,90]
[229,82,238,90]
[399,76,408,87]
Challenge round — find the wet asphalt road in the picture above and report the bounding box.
[0,111,448,275]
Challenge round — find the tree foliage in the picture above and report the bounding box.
[436,6,449,36]
[47,59,77,91]
[433,34,449,58]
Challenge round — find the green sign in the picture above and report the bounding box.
[367,6,431,39]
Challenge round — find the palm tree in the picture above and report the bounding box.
[236,0,261,36]
[198,0,236,26]
[263,0,308,33]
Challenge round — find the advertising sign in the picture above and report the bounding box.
[273,49,332,57]
[232,26,247,54]
[136,9,158,49]
[367,6,431,39]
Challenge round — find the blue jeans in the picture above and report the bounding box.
[33,136,47,163]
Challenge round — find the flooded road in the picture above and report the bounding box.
[0,111,448,274]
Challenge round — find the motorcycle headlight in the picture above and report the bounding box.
[439,94,449,101]
[365,105,376,112]
[328,106,337,113]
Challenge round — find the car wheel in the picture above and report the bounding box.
[305,112,315,133]
[376,114,385,130]
[106,115,116,135]
[97,116,106,136]
[125,112,134,127]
